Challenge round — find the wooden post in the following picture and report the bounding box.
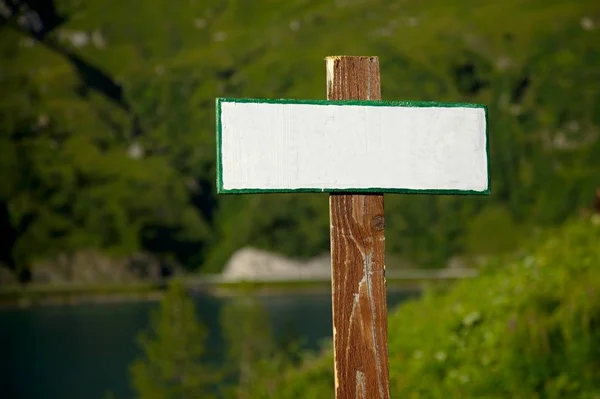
[327,56,390,399]
[217,54,489,398]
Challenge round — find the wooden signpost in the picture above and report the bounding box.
[216,56,489,398]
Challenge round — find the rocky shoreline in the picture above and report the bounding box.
[0,247,477,308]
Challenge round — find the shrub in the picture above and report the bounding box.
[252,216,600,398]
[388,216,600,398]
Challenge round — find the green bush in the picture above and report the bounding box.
[248,216,600,398]
[388,216,600,398]
[127,217,599,397]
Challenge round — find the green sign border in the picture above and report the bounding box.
[216,98,490,196]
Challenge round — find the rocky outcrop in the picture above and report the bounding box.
[220,248,480,282]
[221,247,331,281]
[30,250,176,284]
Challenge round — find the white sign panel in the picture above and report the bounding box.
[216,98,489,194]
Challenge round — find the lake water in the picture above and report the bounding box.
[0,289,417,399]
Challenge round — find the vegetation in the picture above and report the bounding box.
[3,2,599,397]
[241,216,600,398]
[126,216,600,398]
[1,1,599,279]
[129,280,218,399]
[0,281,162,307]
[387,217,600,397]
[218,297,304,398]
[129,281,305,399]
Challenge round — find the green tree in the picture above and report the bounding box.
[220,297,277,397]
[2,0,599,274]
[129,280,216,399]
[220,296,305,398]
[462,204,523,255]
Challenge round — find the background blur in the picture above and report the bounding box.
[1,1,599,398]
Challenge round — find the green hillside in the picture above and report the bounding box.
[228,216,600,398]
[1,0,599,276]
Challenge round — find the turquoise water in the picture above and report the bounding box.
[0,290,416,399]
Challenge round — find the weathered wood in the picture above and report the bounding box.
[327,56,390,399]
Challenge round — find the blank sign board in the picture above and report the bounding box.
[216,98,489,194]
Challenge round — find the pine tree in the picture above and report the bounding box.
[220,297,303,398]
[130,280,216,399]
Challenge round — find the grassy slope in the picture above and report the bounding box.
[248,216,600,398]
[386,216,600,397]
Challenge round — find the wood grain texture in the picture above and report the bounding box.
[327,56,390,399]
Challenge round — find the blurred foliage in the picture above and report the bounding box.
[129,217,600,397]
[240,216,600,397]
[219,296,306,398]
[129,280,218,399]
[387,216,600,398]
[129,281,310,398]
[1,0,599,274]
[462,204,523,255]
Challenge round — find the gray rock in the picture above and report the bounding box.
[221,247,331,281]
[30,250,169,284]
